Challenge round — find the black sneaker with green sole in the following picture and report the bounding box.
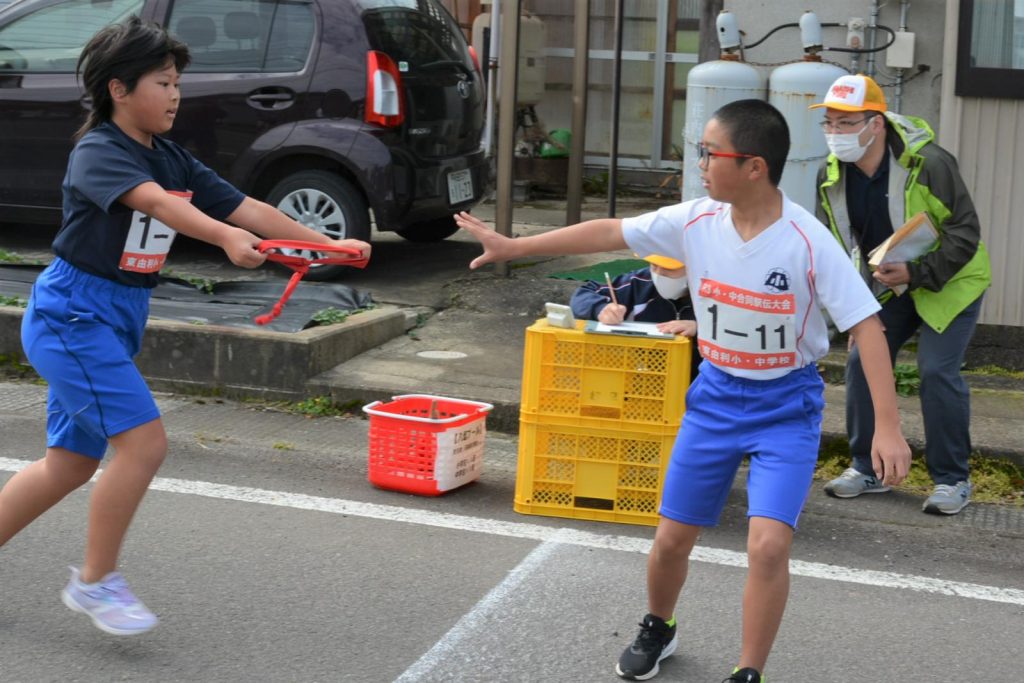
[723,666,763,682]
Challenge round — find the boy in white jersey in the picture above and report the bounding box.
[454,100,910,683]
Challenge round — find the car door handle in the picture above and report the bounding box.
[247,89,295,110]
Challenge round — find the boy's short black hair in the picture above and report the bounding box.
[711,99,790,186]
[75,15,190,140]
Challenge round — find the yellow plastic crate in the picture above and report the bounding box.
[520,319,692,428]
[514,414,680,526]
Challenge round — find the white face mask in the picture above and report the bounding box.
[825,120,876,163]
[651,271,688,300]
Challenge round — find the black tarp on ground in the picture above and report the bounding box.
[0,264,372,334]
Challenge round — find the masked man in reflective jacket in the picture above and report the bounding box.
[812,74,991,515]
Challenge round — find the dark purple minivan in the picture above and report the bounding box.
[0,0,489,278]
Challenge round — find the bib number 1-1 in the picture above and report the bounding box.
[119,190,191,273]
[696,278,797,371]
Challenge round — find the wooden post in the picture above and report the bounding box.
[494,0,522,276]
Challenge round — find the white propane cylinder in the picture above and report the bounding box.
[471,9,492,59]
[472,10,546,106]
[769,58,848,212]
[682,58,767,202]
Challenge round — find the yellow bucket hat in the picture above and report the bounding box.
[639,254,684,270]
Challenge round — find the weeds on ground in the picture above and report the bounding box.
[184,276,216,294]
[893,363,921,396]
[967,365,1024,381]
[310,304,375,327]
[0,249,23,263]
[582,171,609,196]
[0,295,27,308]
[285,395,362,418]
[0,353,38,381]
[816,438,1024,507]
[311,307,351,326]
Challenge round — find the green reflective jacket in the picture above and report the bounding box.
[815,112,990,333]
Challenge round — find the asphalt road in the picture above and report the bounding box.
[2,382,1022,682]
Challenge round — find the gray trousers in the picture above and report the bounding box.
[846,293,983,485]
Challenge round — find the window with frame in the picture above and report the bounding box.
[956,0,1024,98]
[166,0,314,73]
[0,0,145,73]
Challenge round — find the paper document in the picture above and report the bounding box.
[868,212,938,269]
[867,212,938,296]
[584,320,675,339]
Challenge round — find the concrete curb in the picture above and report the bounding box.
[1,304,407,401]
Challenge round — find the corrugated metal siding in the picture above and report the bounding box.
[954,98,1024,328]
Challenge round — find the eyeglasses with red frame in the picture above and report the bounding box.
[696,142,757,166]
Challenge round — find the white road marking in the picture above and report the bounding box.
[2,457,1022,606]
[394,540,561,683]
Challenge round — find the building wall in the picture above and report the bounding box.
[723,0,948,129]
[736,0,1024,329]
[468,0,1020,326]
[953,97,1024,327]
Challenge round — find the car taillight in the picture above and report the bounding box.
[468,45,482,75]
[365,50,404,127]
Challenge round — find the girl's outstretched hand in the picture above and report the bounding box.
[333,238,372,261]
[222,226,267,268]
[454,211,519,269]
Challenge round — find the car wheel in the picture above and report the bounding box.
[395,215,460,243]
[265,171,370,281]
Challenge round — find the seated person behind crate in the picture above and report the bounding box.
[570,254,700,381]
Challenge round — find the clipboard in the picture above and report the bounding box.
[583,320,675,339]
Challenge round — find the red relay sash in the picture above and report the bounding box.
[255,240,369,325]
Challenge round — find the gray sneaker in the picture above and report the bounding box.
[61,567,158,636]
[923,481,972,515]
[824,467,891,498]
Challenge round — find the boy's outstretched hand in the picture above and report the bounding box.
[454,212,519,269]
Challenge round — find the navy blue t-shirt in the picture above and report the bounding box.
[52,121,245,288]
[844,146,894,256]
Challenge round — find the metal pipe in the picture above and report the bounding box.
[481,0,501,156]
[937,0,961,152]
[865,0,879,77]
[494,0,521,276]
[566,0,590,226]
[893,0,910,113]
[607,0,624,217]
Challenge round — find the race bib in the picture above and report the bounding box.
[696,278,797,371]
[119,190,190,273]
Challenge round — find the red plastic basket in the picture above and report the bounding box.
[362,394,493,496]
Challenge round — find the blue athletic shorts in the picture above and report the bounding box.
[659,362,825,529]
[21,257,159,459]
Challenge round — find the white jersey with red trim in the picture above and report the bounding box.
[622,193,880,380]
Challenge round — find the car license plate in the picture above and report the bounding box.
[447,169,474,205]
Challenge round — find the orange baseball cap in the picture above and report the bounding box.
[809,74,887,113]
[640,254,684,270]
